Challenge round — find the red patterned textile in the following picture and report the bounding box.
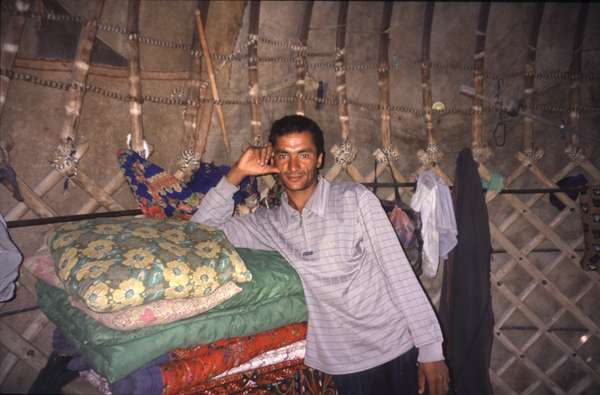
[161,323,307,395]
[184,359,336,395]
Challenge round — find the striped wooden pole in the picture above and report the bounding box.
[471,3,490,157]
[59,0,105,146]
[0,0,30,118]
[420,2,434,148]
[378,2,393,149]
[335,1,350,142]
[195,8,230,154]
[126,0,144,154]
[295,1,314,116]
[248,1,262,143]
[567,3,588,148]
[522,4,544,155]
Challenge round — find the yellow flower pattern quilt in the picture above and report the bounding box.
[48,217,252,313]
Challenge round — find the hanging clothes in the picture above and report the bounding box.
[439,148,494,395]
[373,160,423,276]
[0,213,22,302]
[410,170,457,278]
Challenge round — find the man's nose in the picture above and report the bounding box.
[289,156,300,171]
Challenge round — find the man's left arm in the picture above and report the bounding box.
[357,188,449,395]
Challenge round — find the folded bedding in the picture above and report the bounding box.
[161,322,307,395]
[48,217,252,313]
[23,252,244,331]
[37,248,307,382]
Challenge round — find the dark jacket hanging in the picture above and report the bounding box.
[440,148,494,395]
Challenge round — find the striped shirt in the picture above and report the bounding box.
[191,176,444,375]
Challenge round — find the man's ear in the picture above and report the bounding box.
[317,153,324,169]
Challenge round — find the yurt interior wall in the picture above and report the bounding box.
[1,1,599,394]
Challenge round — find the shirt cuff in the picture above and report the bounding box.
[417,342,444,363]
[214,177,240,199]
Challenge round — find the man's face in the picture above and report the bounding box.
[272,131,323,194]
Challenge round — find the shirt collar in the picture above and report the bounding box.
[281,176,330,219]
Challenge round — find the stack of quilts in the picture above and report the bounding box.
[23,150,334,394]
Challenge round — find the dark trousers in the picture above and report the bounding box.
[331,347,418,395]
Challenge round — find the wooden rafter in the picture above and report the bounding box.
[522,3,544,154]
[126,0,144,154]
[471,3,490,151]
[421,2,434,147]
[294,1,313,116]
[248,0,262,142]
[0,0,30,118]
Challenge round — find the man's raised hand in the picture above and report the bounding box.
[226,144,280,186]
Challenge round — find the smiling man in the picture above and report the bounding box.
[192,115,449,395]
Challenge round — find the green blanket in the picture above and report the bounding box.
[37,248,307,382]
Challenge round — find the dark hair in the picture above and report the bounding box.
[269,115,325,167]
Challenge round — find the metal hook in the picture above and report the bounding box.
[493,121,506,147]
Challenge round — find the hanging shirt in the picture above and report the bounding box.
[0,214,22,302]
[192,176,444,375]
[410,171,457,278]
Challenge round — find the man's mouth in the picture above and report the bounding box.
[284,173,305,181]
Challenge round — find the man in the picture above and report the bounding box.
[192,115,449,394]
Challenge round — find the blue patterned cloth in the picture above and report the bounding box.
[117,149,256,219]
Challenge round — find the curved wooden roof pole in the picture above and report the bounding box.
[174,2,210,182]
[58,0,104,148]
[0,0,29,118]
[368,1,408,197]
[8,0,124,219]
[521,4,544,157]
[248,0,262,145]
[564,3,589,163]
[325,1,362,183]
[415,3,451,184]
[416,3,441,169]
[471,3,491,163]
[1,0,31,210]
[127,0,145,156]
[510,4,549,195]
[295,1,314,116]
[378,1,393,151]
[55,0,123,212]
[195,8,230,155]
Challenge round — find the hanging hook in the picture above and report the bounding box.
[493,121,506,147]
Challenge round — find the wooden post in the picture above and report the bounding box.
[180,1,207,155]
[378,2,393,149]
[472,3,490,152]
[324,1,364,183]
[126,0,144,154]
[59,0,105,146]
[567,3,588,147]
[295,1,314,116]
[0,0,30,118]
[195,8,230,154]
[522,4,544,154]
[335,1,350,142]
[248,1,262,143]
[194,85,214,159]
[421,2,434,147]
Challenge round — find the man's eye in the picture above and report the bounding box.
[276,153,287,159]
[300,153,311,159]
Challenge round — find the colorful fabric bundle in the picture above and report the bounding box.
[23,252,243,331]
[161,322,307,395]
[36,248,307,382]
[47,217,252,313]
[117,149,257,219]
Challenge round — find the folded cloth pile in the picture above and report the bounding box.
[22,152,330,394]
[27,244,309,392]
